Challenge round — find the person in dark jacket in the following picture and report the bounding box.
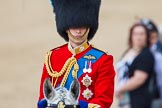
[116,23,154,108]
[140,18,162,107]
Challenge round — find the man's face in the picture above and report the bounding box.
[150,32,159,46]
[66,27,89,46]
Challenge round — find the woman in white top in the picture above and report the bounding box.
[116,23,154,108]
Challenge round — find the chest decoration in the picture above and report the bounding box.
[83,55,96,60]
[46,48,105,100]
[82,88,94,100]
[45,51,79,88]
[81,60,94,100]
[83,61,92,73]
[81,74,92,87]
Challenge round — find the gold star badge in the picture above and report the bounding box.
[81,74,93,87]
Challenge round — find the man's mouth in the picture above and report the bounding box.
[74,35,83,38]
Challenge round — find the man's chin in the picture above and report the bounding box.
[73,39,85,45]
[68,35,88,46]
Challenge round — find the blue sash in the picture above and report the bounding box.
[64,48,105,90]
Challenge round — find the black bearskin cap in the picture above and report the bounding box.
[50,0,101,41]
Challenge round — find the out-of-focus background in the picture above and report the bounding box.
[0,0,162,107]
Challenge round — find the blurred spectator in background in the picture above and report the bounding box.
[140,18,162,107]
[116,23,154,108]
[159,24,162,41]
[140,19,162,51]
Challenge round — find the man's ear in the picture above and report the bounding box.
[69,78,80,100]
[43,78,55,101]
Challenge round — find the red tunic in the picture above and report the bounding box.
[38,44,115,108]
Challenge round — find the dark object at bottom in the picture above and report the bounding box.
[46,105,80,108]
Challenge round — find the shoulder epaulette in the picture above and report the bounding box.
[50,44,67,52]
[91,44,109,54]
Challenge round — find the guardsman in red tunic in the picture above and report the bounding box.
[38,0,115,108]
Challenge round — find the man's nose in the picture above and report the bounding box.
[76,29,82,34]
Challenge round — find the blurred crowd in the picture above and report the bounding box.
[115,18,162,108]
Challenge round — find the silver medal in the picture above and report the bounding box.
[83,61,88,73]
